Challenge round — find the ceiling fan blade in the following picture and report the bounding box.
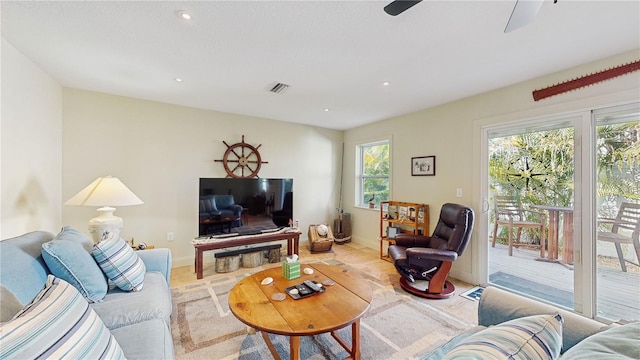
[384,0,423,16]
[504,0,544,33]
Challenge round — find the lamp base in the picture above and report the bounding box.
[88,206,123,243]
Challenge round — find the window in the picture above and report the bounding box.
[356,140,390,208]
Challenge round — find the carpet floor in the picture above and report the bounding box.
[171,259,474,359]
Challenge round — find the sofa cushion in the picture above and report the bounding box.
[41,239,108,303]
[0,275,125,359]
[90,271,172,329]
[478,286,606,352]
[93,236,146,292]
[215,194,236,209]
[0,232,53,305]
[443,314,564,360]
[200,195,218,215]
[0,285,24,322]
[421,326,487,360]
[111,318,175,360]
[560,322,640,359]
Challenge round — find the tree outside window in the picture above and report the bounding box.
[357,140,389,208]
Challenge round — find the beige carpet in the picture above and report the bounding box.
[171,259,473,359]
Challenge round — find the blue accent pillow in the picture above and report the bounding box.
[54,226,94,253]
[41,239,107,303]
[0,275,125,359]
[93,237,146,292]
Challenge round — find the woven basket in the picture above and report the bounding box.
[308,224,334,252]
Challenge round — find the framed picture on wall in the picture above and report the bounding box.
[412,156,435,176]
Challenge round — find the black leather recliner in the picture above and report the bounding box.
[388,203,474,299]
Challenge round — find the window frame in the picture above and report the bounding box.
[355,138,391,209]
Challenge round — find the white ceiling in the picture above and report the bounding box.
[2,1,639,130]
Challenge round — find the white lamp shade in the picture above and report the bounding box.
[65,176,143,207]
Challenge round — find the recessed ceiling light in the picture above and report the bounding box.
[176,10,192,20]
[175,78,183,82]
[383,82,390,86]
[324,108,330,112]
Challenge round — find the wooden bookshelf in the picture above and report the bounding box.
[379,201,429,261]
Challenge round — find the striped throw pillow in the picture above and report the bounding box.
[93,237,146,292]
[0,275,125,359]
[443,314,564,360]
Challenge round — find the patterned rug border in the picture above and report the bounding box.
[171,259,473,359]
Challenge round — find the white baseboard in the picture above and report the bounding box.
[172,255,194,268]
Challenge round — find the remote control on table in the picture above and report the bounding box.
[303,280,322,292]
[295,284,312,295]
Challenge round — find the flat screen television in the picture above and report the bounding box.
[199,178,293,237]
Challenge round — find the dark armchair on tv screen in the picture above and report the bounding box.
[272,192,293,227]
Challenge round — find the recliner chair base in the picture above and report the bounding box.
[399,277,456,299]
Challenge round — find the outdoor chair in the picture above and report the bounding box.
[597,202,640,272]
[388,203,474,299]
[491,196,546,257]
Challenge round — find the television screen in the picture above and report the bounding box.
[198,178,293,237]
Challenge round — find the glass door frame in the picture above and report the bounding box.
[477,110,596,318]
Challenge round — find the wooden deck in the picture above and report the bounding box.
[488,243,640,322]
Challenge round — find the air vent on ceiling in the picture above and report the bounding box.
[269,82,290,94]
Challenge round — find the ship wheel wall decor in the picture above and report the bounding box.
[214,135,268,178]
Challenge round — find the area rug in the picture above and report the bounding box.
[171,260,473,359]
[489,271,573,308]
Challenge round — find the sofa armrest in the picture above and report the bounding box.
[136,249,172,287]
[479,286,608,352]
[406,247,458,262]
[230,204,243,216]
[394,234,432,248]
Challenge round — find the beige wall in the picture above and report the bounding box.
[1,38,63,238]
[3,31,638,281]
[343,49,640,284]
[61,89,343,266]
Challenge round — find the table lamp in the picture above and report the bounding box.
[65,176,143,243]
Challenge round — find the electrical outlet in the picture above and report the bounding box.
[456,188,463,198]
[167,232,174,241]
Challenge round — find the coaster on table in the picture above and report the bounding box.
[322,279,335,286]
[272,293,286,301]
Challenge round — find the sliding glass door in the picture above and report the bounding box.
[482,102,640,322]
[593,103,640,322]
[487,117,577,309]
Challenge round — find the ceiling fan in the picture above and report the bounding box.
[384,0,556,33]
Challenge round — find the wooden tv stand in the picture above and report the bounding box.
[193,231,300,279]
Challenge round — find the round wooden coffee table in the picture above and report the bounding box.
[228,263,372,360]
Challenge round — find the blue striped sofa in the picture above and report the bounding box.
[0,230,174,359]
[423,286,639,359]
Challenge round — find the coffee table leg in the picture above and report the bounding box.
[331,320,361,360]
[351,320,361,360]
[289,335,300,360]
[260,331,282,360]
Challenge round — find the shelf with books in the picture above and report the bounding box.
[379,201,429,261]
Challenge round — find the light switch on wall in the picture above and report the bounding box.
[456,188,463,198]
